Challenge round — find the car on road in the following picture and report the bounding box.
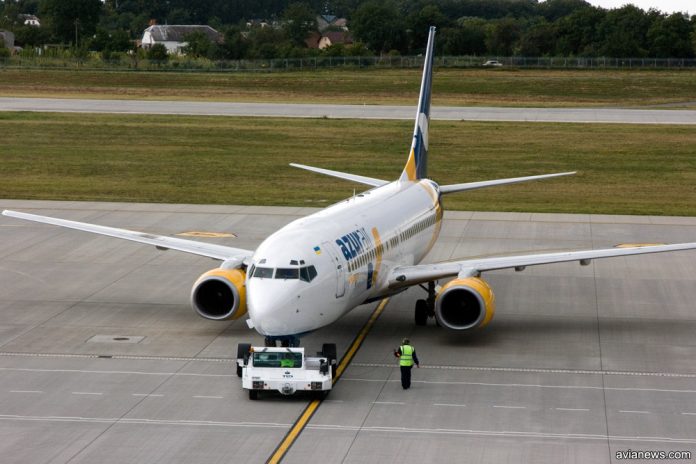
[482,60,503,67]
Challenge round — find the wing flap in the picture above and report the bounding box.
[2,210,253,261]
[389,242,696,288]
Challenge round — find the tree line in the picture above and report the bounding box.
[1,0,695,60]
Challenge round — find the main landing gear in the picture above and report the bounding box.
[415,281,438,326]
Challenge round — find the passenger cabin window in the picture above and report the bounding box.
[275,268,299,279]
[252,267,274,278]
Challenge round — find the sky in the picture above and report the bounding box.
[584,1,694,15]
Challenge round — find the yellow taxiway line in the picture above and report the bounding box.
[266,298,390,464]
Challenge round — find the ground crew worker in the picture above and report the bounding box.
[394,338,419,389]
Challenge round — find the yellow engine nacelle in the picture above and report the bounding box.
[190,268,247,321]
[434,277,495,331]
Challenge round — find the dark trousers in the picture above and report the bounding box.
[400,365,412,389]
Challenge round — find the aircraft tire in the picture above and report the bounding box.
[237,343,251,375]
[322,343,337,362]
[237,343,251,360]
[249,389,259,400]
[415,299,428,326]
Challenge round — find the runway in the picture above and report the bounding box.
[2,200,696,463]
[2,97,696,124]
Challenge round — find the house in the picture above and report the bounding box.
[316,14,348,32]
[0,30,15,49]
[19,14,41,27]
[305,31,321,49]
[318,31,353,50]
[141,25,222,54]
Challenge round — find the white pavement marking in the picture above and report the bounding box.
[9,390,43,394]
[0,352,235,363]
[681,412,696,415]
[433,403,467,407]
[493,405,527,409]
[0,367,234,377]
[619,410,651,414]
[373,401,405,405]
[0,414,290,429]
[5,366,696,394]
[71,392,103,396]
[342,377,696,394]
[351,363,696,378]
[193,395,224,399]
[555,408,590,412]
[2,414,695,444]
[132,393,164,397]
[307,424,696,444]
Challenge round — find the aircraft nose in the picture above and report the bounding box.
[247,283,297,336]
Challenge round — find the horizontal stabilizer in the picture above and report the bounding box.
[290,163,389,187]
[440,172,576,194]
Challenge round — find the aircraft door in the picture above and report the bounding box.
[322,241,346,298]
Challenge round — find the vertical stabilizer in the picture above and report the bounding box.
[400,26,436,182]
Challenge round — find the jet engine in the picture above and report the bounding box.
[434,277,495,331]
[191,268,247,321]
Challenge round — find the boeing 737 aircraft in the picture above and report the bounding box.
[4,27,696,346]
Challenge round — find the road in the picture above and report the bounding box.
[2,97,696,124]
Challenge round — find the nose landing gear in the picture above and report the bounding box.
[264,335,301,347]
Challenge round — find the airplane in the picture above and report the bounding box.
[4,26,696,347]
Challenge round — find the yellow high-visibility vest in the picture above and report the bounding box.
[399,345,414,367]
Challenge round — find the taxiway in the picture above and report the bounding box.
[2,200,696,463]
[2,97,696,124]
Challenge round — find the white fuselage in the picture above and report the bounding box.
[246,179,442,337]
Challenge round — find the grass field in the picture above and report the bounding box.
[2,111,695,216]
[2,68,696,107]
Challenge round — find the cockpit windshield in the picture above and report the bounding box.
[275,268,299,279]
[250,264,317,282]
[300,266,318,282]
[252,267,274,278]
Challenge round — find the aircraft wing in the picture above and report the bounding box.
[388,242,696,288]
[2,210,253,262]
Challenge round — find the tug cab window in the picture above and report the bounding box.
[252,351,302,368]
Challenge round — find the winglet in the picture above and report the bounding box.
[400,26,436,182]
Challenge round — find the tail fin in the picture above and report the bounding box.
[400,26,436,182]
